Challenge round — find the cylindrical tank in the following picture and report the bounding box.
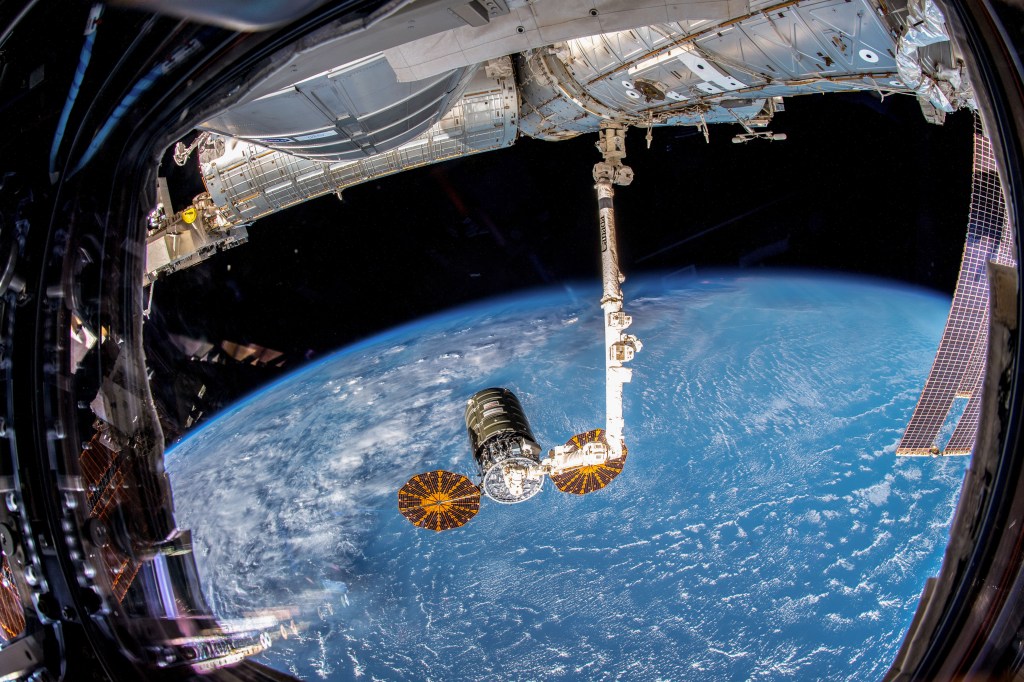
[199,62,518,228]
[464,388,543,504]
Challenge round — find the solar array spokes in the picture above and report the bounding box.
[897,116,1016,456]
[0,553,24,642]
[398,470,481,531]
[549,428,628,495]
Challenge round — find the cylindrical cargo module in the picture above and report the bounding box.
[464,388,543,504]
[465,387,539,453]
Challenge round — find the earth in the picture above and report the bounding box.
[165,271,968,681]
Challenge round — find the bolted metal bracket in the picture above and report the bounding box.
[593,122,633,186]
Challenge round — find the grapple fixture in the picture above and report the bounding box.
[549,429,628,495]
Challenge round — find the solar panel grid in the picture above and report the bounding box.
[943,124,1016,455]
[896,118,1014,456]
[946,391,983,455]
[897,238,990,453]
[957,308,990,397]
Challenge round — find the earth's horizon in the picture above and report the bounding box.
[166,270,968,681]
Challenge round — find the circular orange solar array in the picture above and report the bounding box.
[398,470,481,531]
[0,554,24,642]
[549,428,628,495]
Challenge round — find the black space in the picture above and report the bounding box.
[147,91,974,440]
